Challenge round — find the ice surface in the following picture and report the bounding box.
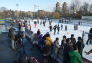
[30,19,92,61]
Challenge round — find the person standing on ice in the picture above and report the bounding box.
[86,28,92,45]
[78,21,80,25]
[49,25,52,32]
[40,20,42,25]
[82,31,85,40]
[34,21,37,28]
[18,22,21,31]
[53,25,57,35]
[65,25,67,31]
[62,18,64,23]
[57,25,60,34]
[37,18,39,24]
[49,20,52,25]
[43,21,46,27]
[61,24,63,30]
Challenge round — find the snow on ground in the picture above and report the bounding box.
[27,19,92,62]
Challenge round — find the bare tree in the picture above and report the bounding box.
[82,2,89,15]
[70,0,80,14]
[89,4,92,13]
[0,7,7,11]
[62,2,68,14]
[55,2,61,13]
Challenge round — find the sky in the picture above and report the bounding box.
[0,0,91,11]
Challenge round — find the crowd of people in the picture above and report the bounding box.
[28,28,86,63]
[7,19,92,63]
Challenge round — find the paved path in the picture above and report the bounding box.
[0,32,16,63]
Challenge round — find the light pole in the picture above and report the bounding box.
[16,3,19,19]
[34,5,36,19]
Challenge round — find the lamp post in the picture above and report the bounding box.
[33,5,36,19]
[16,3,19,19]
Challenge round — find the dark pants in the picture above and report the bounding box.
[86,39,92,45]
[63,54,70,63]
[54,31,56,35]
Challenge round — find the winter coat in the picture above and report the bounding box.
[76,41,84,51]
[54,40,60,48]
[54,40,60,54]
[38,34,43,42]
[70,38,76,44]
[37,34,43,46]
[45,37,53,46]
[69,50,85,63]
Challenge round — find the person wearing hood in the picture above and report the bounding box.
[69,45,85,63]
[45,33,53,47]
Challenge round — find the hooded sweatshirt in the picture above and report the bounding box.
[69,50,85,63]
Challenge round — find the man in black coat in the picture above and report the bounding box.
[70,34,76,47]
[76,37,85,57]
[57,25,60,34]
[53,25,57,35]
[86,28,92,45]
[49,25,52,32]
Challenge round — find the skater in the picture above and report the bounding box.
[18,22,21,31]
[53,25,57,35]
[86,28,92,45]
[74,25,75,30]
[37,18,39,24]
[82,31,85,40]
[59,19,61,23]
[57,25,60,34]
[49,25,52,32]
[49,20,52,25]
[74,24,78,30]
[78,21,80,25]
[43,21,46,27]
[34,21,37,28]
[40,20,42,25]
[62,18,64,23]
[61,24,63,30]
[65,25,67,31]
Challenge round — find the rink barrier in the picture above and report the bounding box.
[25,29,63,63]
[83,58,92,63]
[25,29,92,63]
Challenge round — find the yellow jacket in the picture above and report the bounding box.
[45,37,53,46]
